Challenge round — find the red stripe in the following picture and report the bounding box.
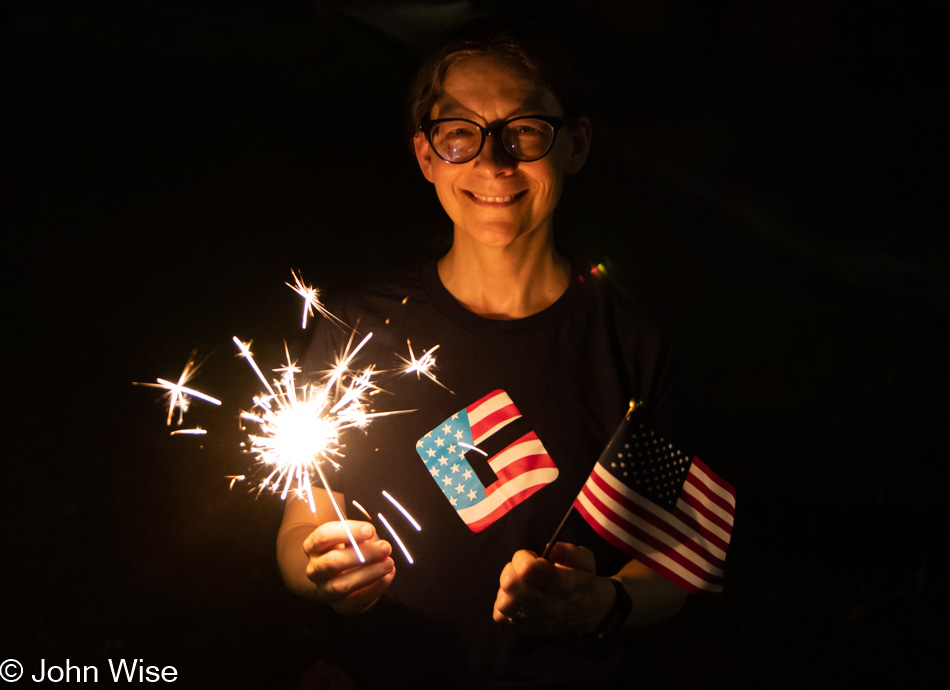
[580,477,723,579]
[690,457,736,511]
[486,454,556,494]
[674,500,730,556]
[676,492,732,550]
[464,482,550,532]
[467,389,505,413]
[469,403,521,441]
[574,498,722,593]
[683,474,735,528]
[587,468,724,569]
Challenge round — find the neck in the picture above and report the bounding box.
[437,231,571,320]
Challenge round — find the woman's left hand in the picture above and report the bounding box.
[492,542,616,637]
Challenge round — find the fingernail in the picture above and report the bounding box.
[360,524,373,538]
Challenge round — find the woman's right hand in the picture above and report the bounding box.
[303,520,395,615]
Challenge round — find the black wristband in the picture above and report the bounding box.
[582,578,633,642]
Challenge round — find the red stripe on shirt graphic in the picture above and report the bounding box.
[416,390,558,532]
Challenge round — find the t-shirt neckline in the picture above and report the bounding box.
[420,255,582,336]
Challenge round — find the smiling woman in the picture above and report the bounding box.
[277,14,687,690]
[412,53,591,303]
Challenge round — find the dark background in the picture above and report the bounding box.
[2,1,947,687]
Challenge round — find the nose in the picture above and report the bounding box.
[473,130,516,176]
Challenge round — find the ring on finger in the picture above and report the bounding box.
[507,606,531,625]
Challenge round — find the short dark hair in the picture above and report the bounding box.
[406,15,586,140]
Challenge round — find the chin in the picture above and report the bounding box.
[465,225,529,249]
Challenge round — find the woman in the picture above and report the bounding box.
[277,17,687,688]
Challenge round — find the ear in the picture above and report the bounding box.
[564,116,591,175]
[413,131,437,183]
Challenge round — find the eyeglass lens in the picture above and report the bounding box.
[429,118,556,163]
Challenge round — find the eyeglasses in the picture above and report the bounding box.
[420,115,568,164]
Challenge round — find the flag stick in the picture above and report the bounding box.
[540,400,640,561]
[540,505,574,559]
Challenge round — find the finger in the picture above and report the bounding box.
[496,561,549,622]
[309,538,393,580]
[304,521,377,555]
[308,549,396,600]
[333,568,397,615]
[548,542,596,573]
[513,550,563,591]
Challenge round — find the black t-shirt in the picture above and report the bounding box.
[302,256,675,688]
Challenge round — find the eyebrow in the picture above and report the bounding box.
[433,93,557,123]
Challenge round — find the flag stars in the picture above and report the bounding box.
[455,482,466,494]
[441,475,453,487]
[467,489,478,500]
[426,448,436,458]
[463,468,473,480]
[429,467,440,477]
[454,429,464,441]
[451,463,461,474]
[441,423,453,435]
[434,437,445,447]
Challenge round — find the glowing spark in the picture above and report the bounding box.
[351,500,374,522]
[133,352,222,426]
[170,427,207,436]
[382,491,422,531]
[458,441,487,457]
[227,475,246,490]
[286,269,346,330]
[377,512,413,564]
[232,337,276,398]
[397,339,453,393]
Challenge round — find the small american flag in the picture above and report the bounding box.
[416,389,558,532]
[573,406,736,593]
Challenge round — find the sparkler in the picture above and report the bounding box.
[232,331,414,563]
[133,352,222,427]
[136,272,435,566]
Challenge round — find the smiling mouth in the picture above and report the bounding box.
[465,190,527,205]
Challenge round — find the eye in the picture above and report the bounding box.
[511,124,543,136]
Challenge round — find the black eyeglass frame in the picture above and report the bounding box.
[420,115,571,164]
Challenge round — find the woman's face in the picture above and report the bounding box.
[413,55,589,252]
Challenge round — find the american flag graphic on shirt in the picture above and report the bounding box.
[416,389,558,532]
[573,408,736,593]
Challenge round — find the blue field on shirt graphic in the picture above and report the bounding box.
[415,389,559,532]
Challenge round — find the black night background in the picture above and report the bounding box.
[2,1,947,687]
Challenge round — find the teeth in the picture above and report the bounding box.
[472,193,514,203]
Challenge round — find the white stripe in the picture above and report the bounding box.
[577,492,721,592]
[591,463,728,573]
[691,462,737,513]
[586,470,726,571]
[457,467,559,523]
[467,390,515,426]
[678,485,733,544]
[488,437,548,473]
